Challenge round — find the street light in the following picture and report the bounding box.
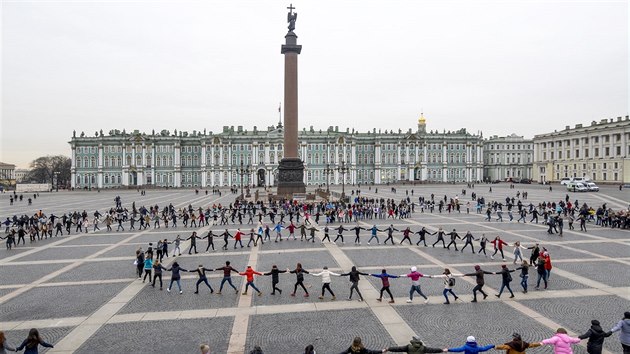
[236,160,250,200]
[323,163,334,193]
[54,171,60,192]
[338,160,349,200]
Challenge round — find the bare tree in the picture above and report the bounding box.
[26,155,71,187]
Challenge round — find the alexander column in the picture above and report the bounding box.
[277,4,306,197]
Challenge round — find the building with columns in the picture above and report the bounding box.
[69,115,484,189]
[0,162,16,181]
[533,116,630,184]
[483,134,533,182]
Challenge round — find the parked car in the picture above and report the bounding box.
[567,182,588,192]
[520,179,532,184]
[560,177,572,185]
[585,182,599,192]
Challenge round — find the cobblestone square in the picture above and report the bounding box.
[0,185,628,353]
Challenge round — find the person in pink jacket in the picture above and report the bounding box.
[540,328,582,354]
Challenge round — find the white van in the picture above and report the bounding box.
[560,177,572,185]
[567,182,588,192]
[585,182,599,192]
[572,177,590,183]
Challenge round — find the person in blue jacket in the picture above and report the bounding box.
[371,268,399,303]
[446,336,494,354]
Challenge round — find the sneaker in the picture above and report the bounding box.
[318,296,324,299]
[235,289,239,294]
[424,299,429,304]
[471,299,477,303]
[331,296,336,301]
[159,287,163,290]
[258,292,262,296]
[509,295,515,298]
[443,301,450,304]
[217,291,222,294]
[358,299,363,302]
[491,255,495,259]
[376,298,382,302]
[483,294,488,300]
[179,291,183,294]
[167,288,171,292]
[290,293,296,297]
[388,300,395,304]
[194,291,199,294]
[347,297,352,301]
[304,294,309,297]
[241,292,248,295]
[495,294,500,298]
[406,299,412,303]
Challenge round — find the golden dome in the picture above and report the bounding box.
[418,112,426,124]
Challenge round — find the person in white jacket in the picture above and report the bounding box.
[513,241,526,264]
[312,266,340,300]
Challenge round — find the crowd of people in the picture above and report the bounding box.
[3,311,629,354]
[1,187,629,353]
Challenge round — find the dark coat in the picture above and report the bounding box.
[579,323,610,354]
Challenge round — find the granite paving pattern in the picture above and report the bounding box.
[75,317,234,354]
[0,282,127,321]
[246,309,396,353]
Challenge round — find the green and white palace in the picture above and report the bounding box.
[69,115,486,189]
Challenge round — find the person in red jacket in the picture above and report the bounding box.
[543,251,553,280]
[287,222,297,240]
[233,229,244,249]
[491,236,508,261]
[239,266,262,296]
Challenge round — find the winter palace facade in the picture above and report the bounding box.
[69,115,489,189]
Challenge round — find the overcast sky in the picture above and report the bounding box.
[1,0,628,168]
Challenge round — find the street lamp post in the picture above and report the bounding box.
[54,171,60,192]
[323,163,334,193]
[236,160,250,200]
[338,161,349,200]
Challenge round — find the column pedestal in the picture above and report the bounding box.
[277,157,306,196]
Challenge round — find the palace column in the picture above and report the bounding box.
[277,5,306,196]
